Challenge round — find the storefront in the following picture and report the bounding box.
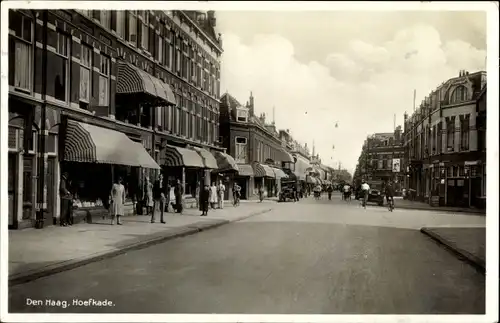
[235,164,254,199]
[252,162,276,197]
[271,167,288,194]
[60,119,161,222]
[212,151,240,200]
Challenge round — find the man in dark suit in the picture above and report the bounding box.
[152,173,166,223]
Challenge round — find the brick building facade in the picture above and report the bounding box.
[7,9,226,229]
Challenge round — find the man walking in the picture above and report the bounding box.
[327,184,333,200]
[151,173,166,224]
[361,180,370,208]
[174,179,184,213]
[59,172,73,226]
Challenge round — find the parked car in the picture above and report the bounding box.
[355,188,385,206]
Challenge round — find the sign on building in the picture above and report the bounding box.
[392,158,401,173]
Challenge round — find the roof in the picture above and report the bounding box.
[221,93,244,111]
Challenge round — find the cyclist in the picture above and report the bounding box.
[385,180,395,210]
[360,180,370,208]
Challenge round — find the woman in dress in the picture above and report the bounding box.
[209,182,218,209]
[144,177,154,215]
[110,177,125,225]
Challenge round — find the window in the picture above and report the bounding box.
[156,106,162,130]
[191,114,196,139]
[100,10,111,29]
[9,11,32,91]
[236,108,248,122]
[157,36,163,64]
[98,55,110,106]
[451,86,468,103]
[115,11,126,38]
[377,159,383,170]
[197,115,202,141]
[79,45,92,103]
[139,11,149,50]
[437,122,442,154]
[167,105,173,132]
[176,48,181,73]
[51,32,69,102]
[460,115,470,151]
[446,118,454,151]
[175,107,180,134]
[165,41,173,69]
[127,11,138,46]
[235,137,247,163]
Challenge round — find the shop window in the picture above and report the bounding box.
[79,44,92,104]
[98,55,110,106]
[8,11,33,92]
[8,127,18,151]
[23,157,34,207]
[127,10,138,46]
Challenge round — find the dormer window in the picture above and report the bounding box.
[450,85,468,104]
[236,108,248,122]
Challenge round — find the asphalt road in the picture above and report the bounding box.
[9,193,485,314]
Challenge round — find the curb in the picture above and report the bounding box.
[397,205,485,215]
[9,208,273,286]
[420,228,485,274]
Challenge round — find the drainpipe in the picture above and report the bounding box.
[36,10,48,229]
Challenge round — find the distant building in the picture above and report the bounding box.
[219,92,294,199]
[403,70,486,208]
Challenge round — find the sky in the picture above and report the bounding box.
[215,10,487,174]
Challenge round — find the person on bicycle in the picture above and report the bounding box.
[360,180,370,208]
[385,181,395,208]
[327,184,333,200]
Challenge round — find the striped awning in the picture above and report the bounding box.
[253,162,276,178]
[306,176,318,184]
[237,164,254,177]
[212,151,239,173]
[190,146,218,169]
[116,61,176,106]
[63,120,160,169]
[160,145,205,168]
[280,148,294,163]
[272,167,288,179]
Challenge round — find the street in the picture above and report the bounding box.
[9,194,485,314]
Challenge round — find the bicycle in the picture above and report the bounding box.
[233,193,240,207]
[387,197,394,212]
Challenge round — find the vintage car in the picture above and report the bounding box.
[355,187,385,206]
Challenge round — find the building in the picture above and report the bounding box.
[403,70,487,208]
[353,128,405,192]
[278,130,314,189]
[219,92,294,199]
[7,9,227,229]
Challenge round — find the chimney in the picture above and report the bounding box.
[207,10,216,27]
[249,91,254,116]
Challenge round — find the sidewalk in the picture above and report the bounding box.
[394,198,486,215]
[9,201,275,286]
[420,227,485,273]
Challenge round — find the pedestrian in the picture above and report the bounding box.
[217,180,226,209]
[258,185,264,202]
[151,173,166,224]
[174,179,184,213]
[195,181,201,209]
[59,172,72,226]
[199,184,210,216]
[143,177,154,215]
[110,177,125,225]
[361,180,370,208]
[209,182,218,209]
[327,184,333,200]
[233,183,241,206]
[343,183,350,201]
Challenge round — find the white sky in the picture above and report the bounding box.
[216,10,487,174]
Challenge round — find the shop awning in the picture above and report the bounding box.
[63,120,160,169]
[212,151,239,173]
[253,163,276,178]
[237,164,254,177]
[272,167,288,179]
[280,148,294,163]
[116,61,176,106]
[160,144,205,168]
[190,146,218,169]
[130,142,161,170]
[306,176,318,184]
